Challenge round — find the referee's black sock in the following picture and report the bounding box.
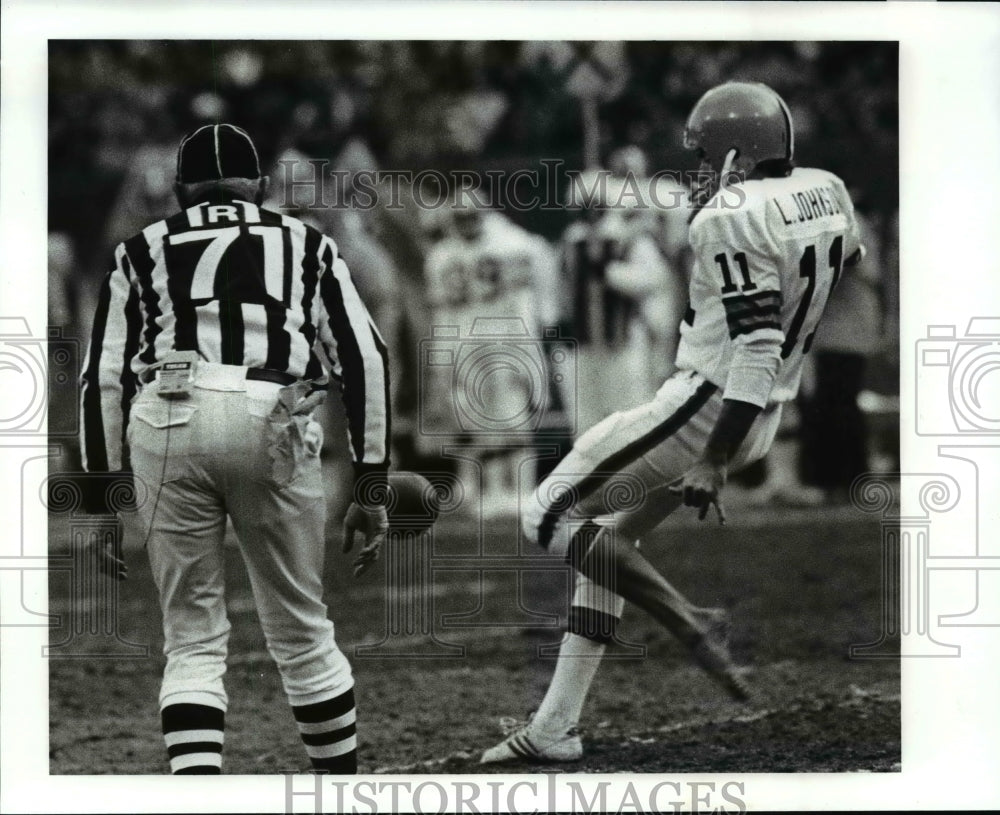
[161,702,225,774]
[292,687,358,773]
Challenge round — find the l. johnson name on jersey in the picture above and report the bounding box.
[676,167,862,408]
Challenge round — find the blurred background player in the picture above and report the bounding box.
[48,232,88,472]
[559,169,648,434]
[559,149,689,435]
[423,190,558,515]
[605,146,690,392]
[483,81,865,764]
[644,169,695,382]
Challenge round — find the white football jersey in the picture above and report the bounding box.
[675,167,862,407]
[425,212,556,332]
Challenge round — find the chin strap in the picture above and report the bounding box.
[719,148,739,189]
[688,148,740,224]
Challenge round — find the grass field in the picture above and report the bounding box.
[48,491,900,775]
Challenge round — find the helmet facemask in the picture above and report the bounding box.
[687,144,746,212]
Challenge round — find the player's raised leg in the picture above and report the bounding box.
[483,372,740,764]
[483,489,743,764]
[565,457,749,702]
[575,523,749,703]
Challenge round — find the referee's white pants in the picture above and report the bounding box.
[128,375,353,714]
[522,369,783,557]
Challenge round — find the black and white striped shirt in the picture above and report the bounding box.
[560,219,637,348]
[80,196,390,480]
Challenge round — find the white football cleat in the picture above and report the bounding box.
[480,716,583,764]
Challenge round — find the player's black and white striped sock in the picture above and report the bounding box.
[161,703,225,774]
[566,521,624,645]
[292,687,357,773]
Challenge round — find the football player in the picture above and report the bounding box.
[559,169,654,434]
[602,174,689,396]
[482,81,863,763]
[422,192,558,513]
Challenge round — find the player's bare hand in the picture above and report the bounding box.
[669,461,728,525]
[342,502,389,577]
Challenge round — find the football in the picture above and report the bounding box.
[385,470,443,531]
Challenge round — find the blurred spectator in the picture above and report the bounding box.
[559,156,687,434]
[48,232,76,330]
[101,143,177,258]
[608,144,648,179]
[48,232,83,470]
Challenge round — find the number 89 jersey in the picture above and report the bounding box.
[675,167,863,408]
[424,213,554,330]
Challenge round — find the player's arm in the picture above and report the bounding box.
[314,234,391,573]
[703,399,763,466]
[79,246,142,490]
[423,243,463,308]
[78,245,139,580]
[314,234,391,492]
[676,396,763,523]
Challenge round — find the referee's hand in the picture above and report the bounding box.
[342,503,389,578]
[86,515,128,581]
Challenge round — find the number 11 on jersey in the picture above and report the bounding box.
[780,234,844,359]
[714,234,845,359]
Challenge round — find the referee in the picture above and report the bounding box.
[79,123,390,774]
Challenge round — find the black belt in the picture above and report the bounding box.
[141,365,298,386]
[246,368,298,386]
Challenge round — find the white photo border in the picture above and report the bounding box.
[3,0,1000,812]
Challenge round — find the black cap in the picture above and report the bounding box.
[176,123,261,183]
